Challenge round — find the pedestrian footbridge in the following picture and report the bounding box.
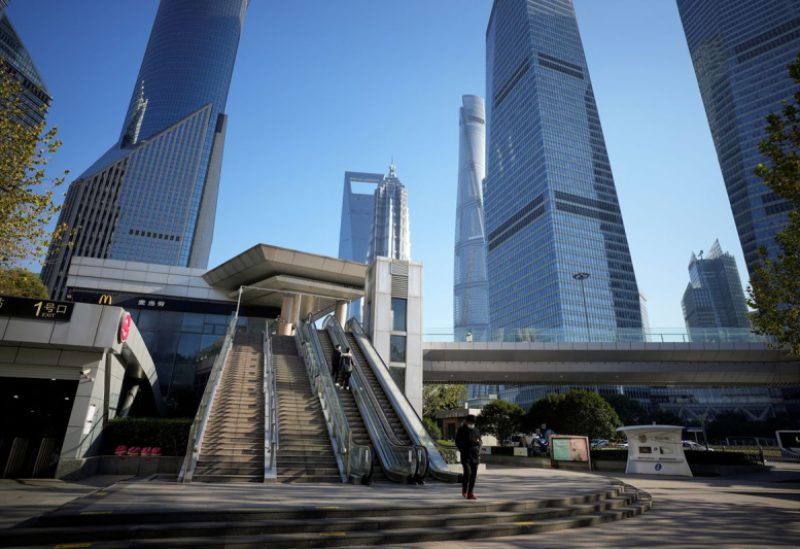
[422,341,800,386]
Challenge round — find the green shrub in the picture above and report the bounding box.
[101,417,191,456]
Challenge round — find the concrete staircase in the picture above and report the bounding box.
[193,331,264,483]
[2,482,653,546]
[317,329,385,482]
[272,335,341,483]
[192,332,264,482]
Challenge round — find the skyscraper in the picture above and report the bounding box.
[367,164,411,264]
[0,5,51,129]
[338,171,383,264]
[484,0,642,341]
[454,95,490,342]
[682,239,751,340]
[677,0,799,276]
[42,0,248,299]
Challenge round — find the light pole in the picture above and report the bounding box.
[573,272,591,341]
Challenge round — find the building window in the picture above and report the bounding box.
[390,335,406,363]
[391,297,407,332]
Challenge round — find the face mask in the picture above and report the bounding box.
[466,423,475,429]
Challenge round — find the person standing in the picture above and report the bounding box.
[340,347,354,389]
[455,414,482,500]
[332,344,343,384]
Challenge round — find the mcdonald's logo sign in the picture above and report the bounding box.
[98,294,114,305]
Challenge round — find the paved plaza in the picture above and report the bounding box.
[0,465,797,547]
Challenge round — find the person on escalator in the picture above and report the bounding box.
[455,414,482,500]
[332,344,343,385]
[340,348,354,390]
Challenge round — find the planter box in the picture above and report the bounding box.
[97,455,182,476]
[481,454,551,468]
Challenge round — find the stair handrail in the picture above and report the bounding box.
[295,320,371,483]
[263,323,278,480]
[348,317,460,482]
[178,312,239,482]
[325,316,425,483]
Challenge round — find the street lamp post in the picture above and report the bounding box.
[573,272,591,341]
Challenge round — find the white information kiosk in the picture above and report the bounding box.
[617,425,692,477]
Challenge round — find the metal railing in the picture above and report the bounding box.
[263,323,278,480]
[349,317,459,482]
[295,320,372,483]
[427,326,773,344]
[178,312,239,483]
[325,316,426,483]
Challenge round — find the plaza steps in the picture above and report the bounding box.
[316,329,385,482]
[272,335,341,483]
[1,483,652,547]
[193,332,264,483]
[346,332,411,445]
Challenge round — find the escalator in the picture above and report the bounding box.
[316,330,385,482]
[341,319,460,483]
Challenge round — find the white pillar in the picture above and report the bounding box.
[277,295,296,336]
[335,301,348,328]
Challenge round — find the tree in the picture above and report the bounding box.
[0,268,48,298]
[526,390,621,440]
[748,53,800,357]
[0,61,67,277]
[423,416,442,440]
[476,400,524,444]
[604,393,649,426]
[422,384,466,421]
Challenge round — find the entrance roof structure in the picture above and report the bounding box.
[203,244,367,309]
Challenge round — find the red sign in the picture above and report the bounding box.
[119,312,132,343]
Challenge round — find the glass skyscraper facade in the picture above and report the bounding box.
[43,0,248,300]
[338,171,383,264]
[682,239,751,341]
[367,164,411,264]
[454,95,490,343]
[484,0,642,342]
[0,4,51,129]
[677,0,799,277]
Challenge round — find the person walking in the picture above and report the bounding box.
[340,348,354,390]
[455,414,482,500]
[332,344,343,384]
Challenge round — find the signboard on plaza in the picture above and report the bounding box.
[550,435,591,471]
[0,295,74,321]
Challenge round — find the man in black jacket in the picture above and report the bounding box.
[455,414,481,500]
[331,344,342,384]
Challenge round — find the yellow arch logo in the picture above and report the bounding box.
[98,294,113,305]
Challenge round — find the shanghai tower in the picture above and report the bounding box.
[43,0,248,299]
[484,0,642,341]
[454,95,490,342]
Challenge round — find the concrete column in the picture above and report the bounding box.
[335,301,348,328]
[277,295,295,336]
[299,294,316,320]
[118,384,141,418]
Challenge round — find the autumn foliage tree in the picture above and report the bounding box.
[0,61,67,288]
[748,53,800,357]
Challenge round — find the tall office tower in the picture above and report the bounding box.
[484,0,642,341]
[639,292,651,341]
[677,0,799,276]
[42,0,247,299]
[681,239,751,340]
[454,95,490,342]
[338,172,383,264]
[0,6,51,129]
[367,164,411,264]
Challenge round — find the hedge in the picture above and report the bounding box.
[101,418,192,456]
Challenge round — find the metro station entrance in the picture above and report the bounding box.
[0,377,78,478]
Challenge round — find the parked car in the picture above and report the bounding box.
[683,440,713,451]
[590,438,609,449]
[617,442,629,449]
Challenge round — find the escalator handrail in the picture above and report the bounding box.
[348,318,459,482]
[324,317,425,482]
[263,323,278,480]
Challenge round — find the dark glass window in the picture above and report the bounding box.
[391,298,407,332]
[390,335,406,363]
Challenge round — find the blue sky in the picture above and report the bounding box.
[9,0,748,332]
